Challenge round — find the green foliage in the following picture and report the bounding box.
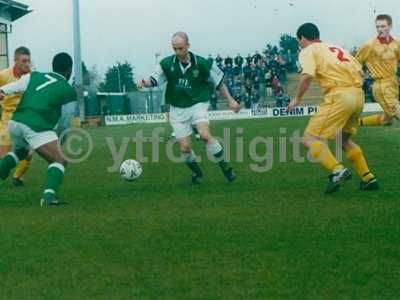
[100,61,137,92]
[82,62,90,86]
[279,34,299,53]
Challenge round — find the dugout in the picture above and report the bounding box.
[0,0,31,69]
[127,89,164,114]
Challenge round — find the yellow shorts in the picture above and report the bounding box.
[305,87,364,140]
[372,78,400,118]
[0,110,13,147]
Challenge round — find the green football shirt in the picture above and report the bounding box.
[2,71,77,132]
[151,52,224,108]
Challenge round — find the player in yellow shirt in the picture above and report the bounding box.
[356,14,400,126]
[287,23,378,193]
[0,47,33,186]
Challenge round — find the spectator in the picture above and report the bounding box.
[249,63,259,80]
[271,71,281,95]
[233,76,243,95]
[250,92,260,109]
[275,89,288,107]
[233,89,243,105]
[253,51,262,64]
[206,45,291,110]
[226,77,235,96]
[265,71,273,97]
[233,65,242,77]
[244,78,253,95]
[243,63,251,80]
[207,54,214,65]
[215,54,223,69]
[225,66,235,81]
[234,54,244,68]
[245,53,253,65]
[211,91,218,111]
[243,92,252,109]
[224,55,233,68]
[362,73,374,103]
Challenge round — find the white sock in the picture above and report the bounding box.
[207,140,223,156]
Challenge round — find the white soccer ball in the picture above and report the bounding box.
[120,159,142,181]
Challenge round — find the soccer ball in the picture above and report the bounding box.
[120,159,142,181]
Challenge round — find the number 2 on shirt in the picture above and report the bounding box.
[329,47,350,63]
[36,74,58,91]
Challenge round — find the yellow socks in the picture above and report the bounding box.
[345,146,374,182]
[309,141,344,172]
[360,114,383,126]
[309,140,376,183]
[13,159,31,179]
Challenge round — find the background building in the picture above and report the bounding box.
[0,0,30,69]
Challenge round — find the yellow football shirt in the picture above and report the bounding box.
[0,67,23,114]
[299,42,363,95]
[356,37,400,80]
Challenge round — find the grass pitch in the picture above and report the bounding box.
[1,117,399,299]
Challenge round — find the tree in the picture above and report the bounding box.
[100,61,137,92]
[72,62,90,86]
[89,65,101,88]
[279,34,299,54]
[82,62,91,86]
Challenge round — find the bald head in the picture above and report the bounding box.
[172,32,189,44]
[171,32,190,62]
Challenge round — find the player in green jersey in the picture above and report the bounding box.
[138,32,241,184]
[0,52,77,206]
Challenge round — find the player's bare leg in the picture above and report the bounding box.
[178,136,203,184]
[196,122,236,182]
[303,133,351,194]
[35,140,68,206]
[341,133,378,191]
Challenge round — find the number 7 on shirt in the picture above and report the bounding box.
[36,74,58,91]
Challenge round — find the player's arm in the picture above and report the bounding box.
[0,73,31,101]
[218,83,240,113]
[286,49,315,112]
[355,43,371,66]
[208,62,241,113]
[60,85,78,106]
[0,71,7,87]
[286,74,313,112]
[397,41,400,61]
[137,64,166,88]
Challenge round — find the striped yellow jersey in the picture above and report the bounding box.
[299,42,363,95]
[356,37,400,80]
[0,67,23,114]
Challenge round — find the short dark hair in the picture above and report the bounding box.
[14,46,30,56]
[376,14,392,26]
[296,23,320,40]
[52,52,73,74]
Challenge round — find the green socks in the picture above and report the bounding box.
[43,163,65,201]
[0,153,19,180]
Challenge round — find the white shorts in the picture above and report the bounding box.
[170,102,210,139]
[9,120,58,151]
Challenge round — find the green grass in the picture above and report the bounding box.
[1,117,400,299]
